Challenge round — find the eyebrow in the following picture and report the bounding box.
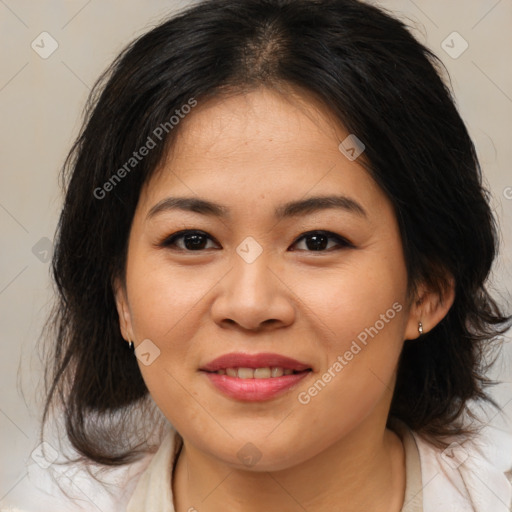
[146,194,367,220]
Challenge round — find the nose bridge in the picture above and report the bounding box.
[210,237,295,330]
[231,239,274,304]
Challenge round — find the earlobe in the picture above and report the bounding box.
[404,276,455,340]
[112,276,135,342]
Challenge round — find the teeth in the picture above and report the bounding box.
[271,367,284,377]
[216,367,299,378]
[237,367,255,379]
[254,367,271,378]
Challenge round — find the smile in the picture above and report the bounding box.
[214,367,299,378]
[200,352,312,401]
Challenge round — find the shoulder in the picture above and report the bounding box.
[1,442,154,512]
[125,426,181,512]
[411,425,512,512]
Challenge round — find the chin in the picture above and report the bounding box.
[204,437,312,473]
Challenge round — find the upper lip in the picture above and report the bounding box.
[200,352,311,372]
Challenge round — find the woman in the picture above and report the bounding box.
[35,0,512,510]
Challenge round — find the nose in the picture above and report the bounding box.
[210,250,296,332]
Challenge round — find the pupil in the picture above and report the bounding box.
[307,234,327,251]
[185,233,207,250]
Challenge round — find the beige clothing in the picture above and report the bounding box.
[127,419,424,512]
[12,418,511,511]
[392,419,424,512]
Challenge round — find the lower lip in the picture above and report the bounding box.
[202,371,310,401]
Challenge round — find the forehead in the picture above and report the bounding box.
[138,87,388,219]
[170,87,347,161]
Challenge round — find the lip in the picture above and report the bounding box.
[200,352,311,372]
[203,372,310,401]
[200,352,312,402]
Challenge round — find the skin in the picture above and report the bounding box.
[114,86,454,512]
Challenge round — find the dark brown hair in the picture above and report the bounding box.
[41,0,511,466]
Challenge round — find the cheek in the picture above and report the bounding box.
[124,252,208,397]
[291,269,406,451]
[125,249,208,340]
[291,249,408,349]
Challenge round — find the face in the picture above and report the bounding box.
[115,87,422,471]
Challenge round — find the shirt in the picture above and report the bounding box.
[125,419,461,512]
[4,419,511,511]
[126,419,512,512]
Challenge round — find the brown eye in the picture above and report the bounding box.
[290,231,353,252]
[161,230,219,251]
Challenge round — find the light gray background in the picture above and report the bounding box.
[1,0,511,508]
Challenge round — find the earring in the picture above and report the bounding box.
[418,321,423,335]
[128,340,134,349]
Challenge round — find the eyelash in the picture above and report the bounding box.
[159,229,354,253]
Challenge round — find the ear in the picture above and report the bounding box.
[404,274,455,340]
[112,275,135,343]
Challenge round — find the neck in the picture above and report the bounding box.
[172,417,405,512]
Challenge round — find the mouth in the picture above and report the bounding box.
[199,352,313,401]
[200,352,312,373]
[205,367,309,378]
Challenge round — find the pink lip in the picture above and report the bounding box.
[200,352,312,402]
[200,352,311,372]
[203,372,310,401]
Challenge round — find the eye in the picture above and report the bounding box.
[289,230,353,252]
[160,229,353,252]
[160,230,219,251]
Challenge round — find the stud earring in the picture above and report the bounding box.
[418,321,423,335]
